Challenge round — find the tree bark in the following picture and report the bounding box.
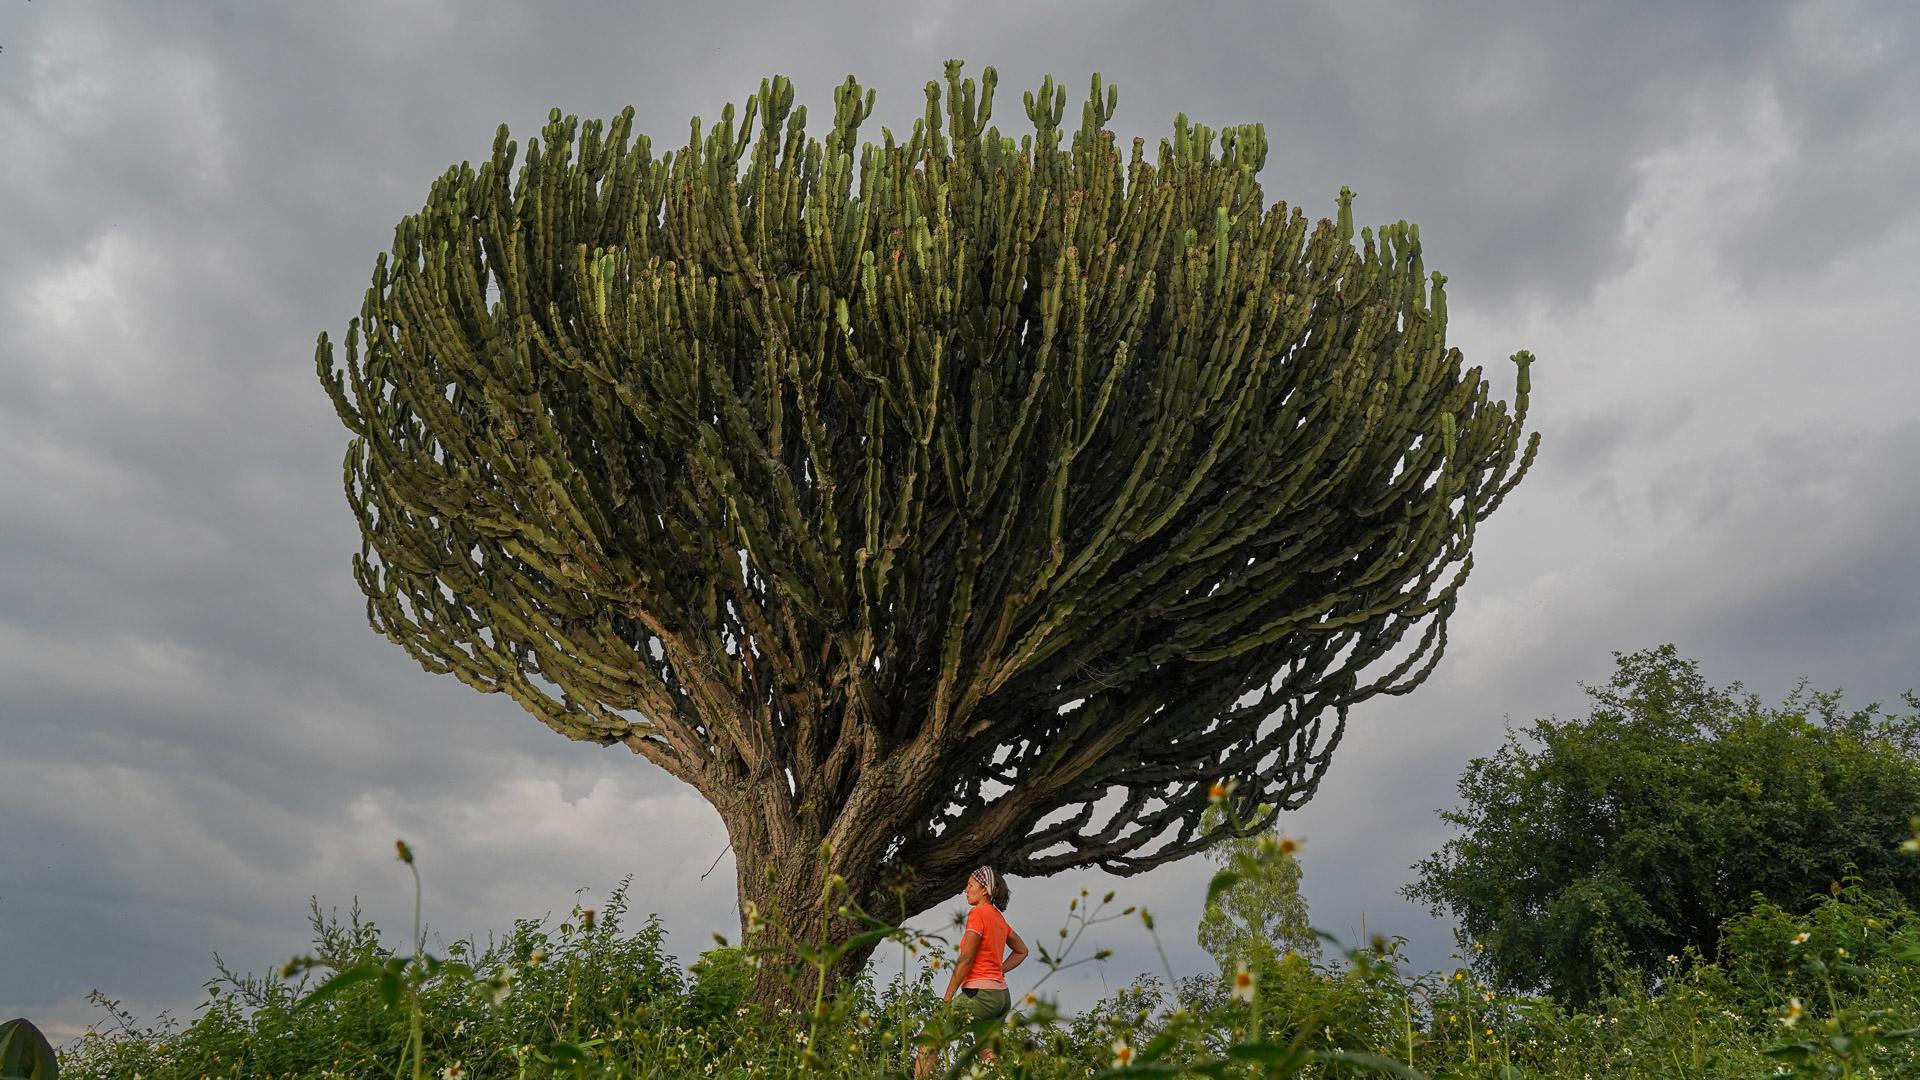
[723,795,906,1012]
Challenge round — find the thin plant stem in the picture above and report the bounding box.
[403,852,424,1080]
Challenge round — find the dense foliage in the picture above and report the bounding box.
[1406,645,1920,1003]
[58,871,1920,1080]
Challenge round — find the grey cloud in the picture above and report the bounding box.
[1717,4,1920,283]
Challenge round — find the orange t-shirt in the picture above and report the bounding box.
[962,903,1010,988]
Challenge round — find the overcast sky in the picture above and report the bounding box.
[3,0,1918,1039]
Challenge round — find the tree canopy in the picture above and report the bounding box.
[317,63,1538,995]
[1407,645,1920,1004]
[1197,808,1317,973]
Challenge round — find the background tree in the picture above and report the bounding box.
[1407,645,1920,1005]
[317,63,1538,1002]
[1197,808,1317,973]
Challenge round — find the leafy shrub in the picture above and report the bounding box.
[1719,881,1920,1022]
[1407,645,1920,1003]
[686,946,750,1025]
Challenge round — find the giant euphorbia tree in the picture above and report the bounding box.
[319,64,1538,1000]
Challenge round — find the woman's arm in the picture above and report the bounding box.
[944,930,982,1001]
[1001,926,1030,975]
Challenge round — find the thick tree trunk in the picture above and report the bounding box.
[707,737,984,1012]
[732,843,885,1011]
[722,794,907,1012]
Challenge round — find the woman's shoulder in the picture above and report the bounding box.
[966,903,1009,931]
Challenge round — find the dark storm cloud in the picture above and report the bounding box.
[1,0,1917,1031]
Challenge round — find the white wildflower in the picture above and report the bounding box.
[1230,960,1257,1003]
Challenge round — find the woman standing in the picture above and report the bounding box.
[917,866,1029,1077]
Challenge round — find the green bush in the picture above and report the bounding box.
[686,946,751,1025]
[1720,881,1920,1021]
[1407,645,1920,1003]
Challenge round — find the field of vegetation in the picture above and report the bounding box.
[51,651,1920,1080]
[54,865,1920,1080]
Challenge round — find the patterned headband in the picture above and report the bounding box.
[969,866,999,896]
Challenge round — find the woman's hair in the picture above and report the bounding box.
[971,866,1011,911]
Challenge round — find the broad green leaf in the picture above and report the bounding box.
[1135,1031,1179,1063]
[0,1017,60,1080]
[1205,871,1241,907]
[959,1015,1006,1040]
[293,963,382,1011]
[840,926,902,953]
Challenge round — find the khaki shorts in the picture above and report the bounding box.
[940,986,1011,1028]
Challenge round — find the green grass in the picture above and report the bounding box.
[54,846,1920,1080]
